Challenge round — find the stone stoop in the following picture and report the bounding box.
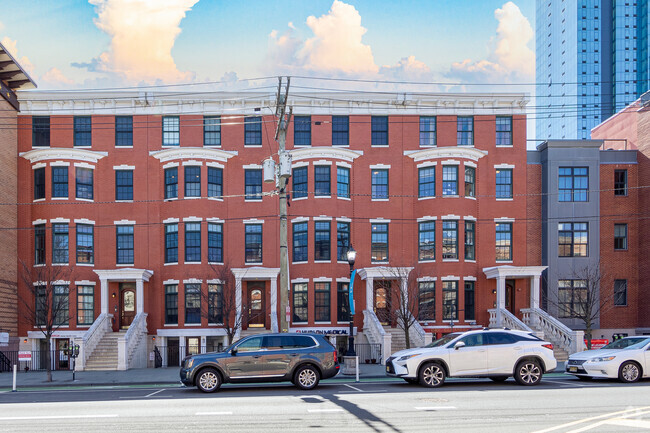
[552,347,569,363]
[384,327,408,354]
[84,330,126,371]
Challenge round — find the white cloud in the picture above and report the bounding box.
[379,56,432,82]
[86,0,198,84]
[40,67,75,88]
[448,1,533,83]
[1,37,35,76]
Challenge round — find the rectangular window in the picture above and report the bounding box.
[207,167,223,198]
[614,223,627,250]
[185,222,201,262]
[164,167,178,199]
[496,223,512,261]
[418,221,435,261]
[208,223,223,263]
[337,222,350,261]
[464,166,475,197]
[165,284,178,324]
[35,285,46,326]
[76,224,94,264]
[314,221,331,261]
[457,116,473,146]
[614,169,627,196]
[442,221,458,259]
[34,167,45,200]
[245,169,262,200]
[162,116,180,146]
[442,166,458,196]
[292,283,308,323]
[116,225,134,264]
[332,116,349,146]
[52,166,68,198]
[558,222,588,257]
[115,116,133,147]
[165,223,178,263]
[54,285,69,325]
[464,281,475,321]
[75,167,93,200]
[244,116,262,146]
[77,285,94,325]
[292,166,308,199]
[558,280,587,318]
[496,116,513,146]
[315,282,331,322]
[418,281,435,320]
[465,221,475,260]
[559,167,589,202]
[337,282,350,322]
[52,223,69,264]
[442,281,458,320]
[74,116,92,147]
[115,170,133,201]
[34,224,46,265]
[614,279,627,306]
[292,222,308,262]
[418,167,435,198]
[294,116,311,146]
[495,169,513,199]
[314,166,331,197]
[184,166,201,198]
[337,167,350,199]
[371,223,388,262]
[32,116,50,147]
[371,116,388,146]
[371,169,388,199]
[245,224,262,263]
[185,284,201,324]
[208,284,223,324]
[419,116,436,147]
[204,116,221,146]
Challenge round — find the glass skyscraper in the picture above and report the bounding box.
[536,0,649,140]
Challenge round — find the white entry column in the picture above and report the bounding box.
[270,277,278,332]
[365,277,374,312]
[495,275,506,327]
[135,278,144,314]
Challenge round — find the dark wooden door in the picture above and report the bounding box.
[374,281,391,324]
[505,279,515,313]
[247,283,265,327]
[120,283,136,328]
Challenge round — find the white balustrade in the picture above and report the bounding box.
[522,308,585,354]
[119,312,148,370]
[76,313,113,371]
[363,310,390,364]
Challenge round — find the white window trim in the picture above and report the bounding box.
[494,217,515,223]
[463,216,477,221]
[113,165,135,170]
[182,217,203,222]
[32,163,46,170]
[75,280,96,286]
[464,276,477,281]
[371,198,390,202]
[417,161,438,169]
[207,279,224,285]
[73,162,95,169]
[162,162,179,169]
[313,216,333,221]
[441,160,460,165]
[243,164,263,169]
[183,279,203,284]
[369,164,391,169]
[336,162,352,169]
[50,218,70,223]
[163,279,180,285]
[181,160,203,166]
[163,217,180,224]
[32,219,47,225]
[291,216,310,223]
[114,219,136,225]
[417,216,438,222]
[464,161,477,168]
[291,161,310,169]
[495,163,515,169]
[50,161,70,167]
[314,160,333,166]
[206,218,225,224]
[243,219,264,224]
[441,275,460,281]
[313,277,333,283]
[336,217,352,223]
[369,218,391,223]
[441,214,460,220]
[291,278,309,284]
[417,277,438,282]
[74,218,95,225]
[206,161,224,169]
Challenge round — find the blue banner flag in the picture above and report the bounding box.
[349,269,357,316]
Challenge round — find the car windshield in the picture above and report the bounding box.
[600,337,650,350]
[425,333,461,348]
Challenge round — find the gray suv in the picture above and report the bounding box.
[180,333,340,393]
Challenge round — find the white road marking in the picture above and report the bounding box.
[533,406,650,433]
[195,412,233,416]
[145,389,165,397]
[307,409,345,413]
[343,384,363,392]
[415,407,457,411]
[553,380,601,388]
[0,414,118,421]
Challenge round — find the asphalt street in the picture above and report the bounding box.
[1,377,649,432]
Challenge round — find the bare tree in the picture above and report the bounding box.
[204,262,247,347]
[18,260,74,382]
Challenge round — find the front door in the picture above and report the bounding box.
[247,282,265,327]
[374,281,391,325]
[120,283,136,329]
[505,279,515,313]
[56,339,69,370]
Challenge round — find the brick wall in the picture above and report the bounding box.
[526,164,542,266]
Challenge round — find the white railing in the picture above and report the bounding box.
[76,313,113,371]
[404,313,432,348]
[363,310,390,365]
[522,308,585,354]
[118,312,148,370]
[488,308,534,332]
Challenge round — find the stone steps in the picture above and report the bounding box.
[84,331,126,370]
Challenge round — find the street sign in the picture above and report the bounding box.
[586,339,608,349]
[18,351,32,362]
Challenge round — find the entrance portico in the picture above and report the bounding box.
[231,267,280,334]
[94,268,154,317]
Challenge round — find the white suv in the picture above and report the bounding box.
[385,329,557,387]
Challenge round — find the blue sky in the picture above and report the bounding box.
[0,0,535,90]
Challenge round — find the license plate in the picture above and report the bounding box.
[386,366,389,372]
[569,367,578,373]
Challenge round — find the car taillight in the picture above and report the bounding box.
[333,350,338,363]
[542,343,553,350]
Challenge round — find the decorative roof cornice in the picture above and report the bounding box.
[290,147,363,163]
[150,147,238,163]
[404,146,488,162]
[20,147,108,164]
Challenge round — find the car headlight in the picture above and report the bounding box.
[397,353,421,361]
[186,358,194,368]
[585,356,616,363]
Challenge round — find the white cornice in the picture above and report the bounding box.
[20,148,108,164]
[404,147,488,162]
[290,147,363,163]
[150,147,237,163]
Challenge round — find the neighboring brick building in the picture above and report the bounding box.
[0,42,35,353]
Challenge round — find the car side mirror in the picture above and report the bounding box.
[454,341,466,350]
[231,347,238,356]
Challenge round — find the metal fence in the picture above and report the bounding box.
[353,344,382,364]
[154,345,223,367]
[0,350,73,371]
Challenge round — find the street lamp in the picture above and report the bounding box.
[346,246,356,357]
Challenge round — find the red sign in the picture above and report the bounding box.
[18,351,32,361]
[585,339,608,349]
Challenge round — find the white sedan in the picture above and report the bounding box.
[565,336,650,383]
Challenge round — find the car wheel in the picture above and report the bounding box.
[419,362,446,388]
[294,365,320,390]
[196,368,222,393]
[403,378,418,385]
[490,376,508,383]
[514,359,542,386]
[618,361,641,383]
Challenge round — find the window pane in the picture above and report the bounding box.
[314,166,331,196]
[115,170,133,201]
[371,223,388,262]
[371,169,388,199]
[204,116,221,146]
[337,167,350,198]
[292,283,308,323]
[115,116,133,147]
[52,167,68,198]
[293,222,308,262]
[293,167,308,199]
[419,116,436,146]
[418,221,435,261]
[245,116,262,146]
[245,170,262,200]
[371,116,388,146]
[294,116,311,146]
[418,167,435,198]
[245,224,263,263]
[163,116,180,146]
[314,221,331,261]
[332,116,349,146]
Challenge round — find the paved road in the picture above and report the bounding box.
[1,377,649,432]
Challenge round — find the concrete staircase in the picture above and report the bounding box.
[85,331,126,371]
[552,346,569,362]
[385,327,408,354]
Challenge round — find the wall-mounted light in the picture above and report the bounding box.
[112,293,116,298]
[23,338,27,343]
[152,336,156,341]
[492,289,497,294]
